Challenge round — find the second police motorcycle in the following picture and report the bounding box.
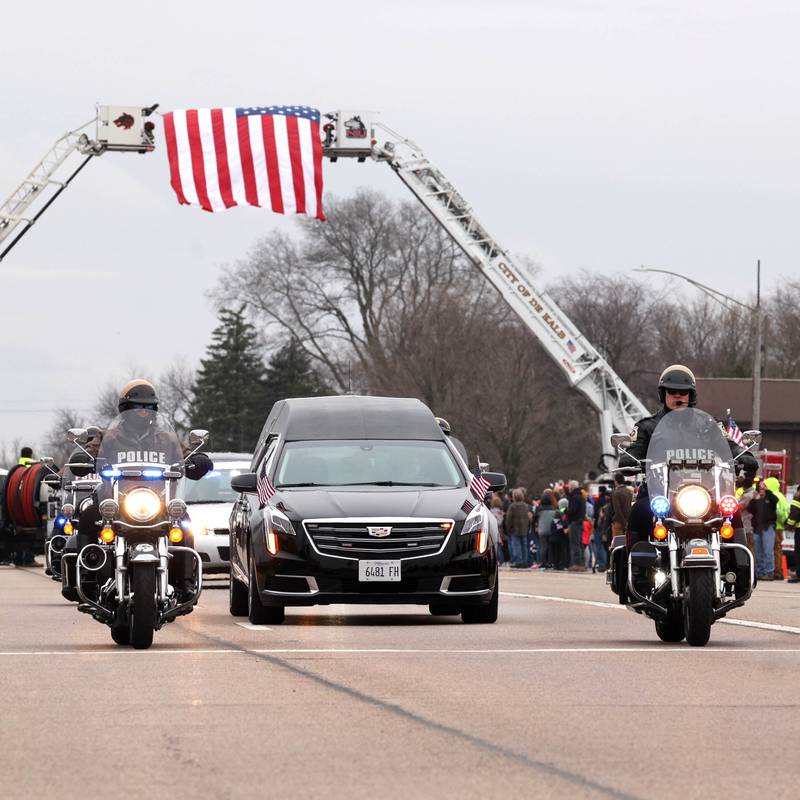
[64,408,208,649]
[608,407,760,646]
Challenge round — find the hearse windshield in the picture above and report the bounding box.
[275,440,464,488]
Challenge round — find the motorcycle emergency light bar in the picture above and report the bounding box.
[718,495,738,516]
[101,468,122,479]
[650,495,670,515]
[141,469,164,479]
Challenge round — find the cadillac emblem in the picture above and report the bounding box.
[367,526,392,538]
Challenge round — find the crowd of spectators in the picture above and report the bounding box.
[489,478,634,572]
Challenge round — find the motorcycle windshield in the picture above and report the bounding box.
[645,408,735,504]
[96,409,182,473]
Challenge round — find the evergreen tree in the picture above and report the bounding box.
[190,308,269,452]
[264,338,330,408]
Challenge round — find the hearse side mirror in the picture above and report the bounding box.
[482,471,507,493]
[188,429,210,447]
[231,472,258,494]
[67,428,89,445]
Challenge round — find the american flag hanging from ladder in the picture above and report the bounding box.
[470,458,491,502]
[726,412,744,446]
[256,460,276,508]
[163,106,325,220]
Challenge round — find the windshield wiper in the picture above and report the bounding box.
[337,481,441,487]
[275,482,329,488]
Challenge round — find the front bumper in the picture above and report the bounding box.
[195,532,230,573]
[252,522,496,607]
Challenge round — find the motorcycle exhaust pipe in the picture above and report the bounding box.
[49,534,68,554]
[78,544,108,573]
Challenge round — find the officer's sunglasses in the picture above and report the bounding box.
[665,389,689,396]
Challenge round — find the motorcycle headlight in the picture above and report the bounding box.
[674,485,711,519]
[123,488,162,523]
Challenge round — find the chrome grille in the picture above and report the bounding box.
[303,519,453,560]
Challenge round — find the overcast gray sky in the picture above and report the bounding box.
[2,0,799,454]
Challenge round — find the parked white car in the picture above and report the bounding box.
[182,453,252,574]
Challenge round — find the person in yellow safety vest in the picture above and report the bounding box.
[764,477,790,580]
[786,489,800,584]
[18,446,33,466]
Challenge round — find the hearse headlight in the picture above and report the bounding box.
[675,485,711,519]
[461,504,483,536]
[266,506,295,536]
[123,488,162,523]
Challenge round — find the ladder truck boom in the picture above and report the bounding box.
[322,111,650,464]
[0,105,157,262]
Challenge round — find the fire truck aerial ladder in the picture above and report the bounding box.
[0,105,157,262]
[322,111,650,465]
[1,105,649,463]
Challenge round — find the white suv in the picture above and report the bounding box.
[182,453,252,574]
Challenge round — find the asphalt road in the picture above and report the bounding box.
[3,565,800,800]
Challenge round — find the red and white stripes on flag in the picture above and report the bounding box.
[163,106,325,220]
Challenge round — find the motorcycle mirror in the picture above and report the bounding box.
[66,428,89,445]
[742,430,762,447]
[86,426,102,438]
[43,474,62,488]
[610,433,632,450]
[188,429,209,447]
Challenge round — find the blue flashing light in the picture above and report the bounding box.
[205,470,222,478]
[101,468,122,479]
[650,495,670,516]
[55,516,67,526]
[142,468,164,479]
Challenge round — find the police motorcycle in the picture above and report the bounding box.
[66,409,207,649]
[608,408,758,646]
[45,452,101,582]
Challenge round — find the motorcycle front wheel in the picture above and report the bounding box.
[684,569,714,647]
[130,563,157,650]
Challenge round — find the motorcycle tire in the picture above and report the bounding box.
[229,566,248,617]
[655,603,685,643]
[130,563,157,650]
[248,558,285,625]
[684,569,714,647]
[110,622,130,646]
[461,577,498,624]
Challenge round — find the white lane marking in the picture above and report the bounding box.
[501,591,622,610]
[717,618,800,635]
[2,647,800,656]
[501,590,800,636]
[235,623,273,631]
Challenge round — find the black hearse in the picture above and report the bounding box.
[228,396,505,624]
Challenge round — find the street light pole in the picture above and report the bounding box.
[634,263,762,430]
[752,259,762,431]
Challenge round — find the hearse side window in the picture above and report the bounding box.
[253,435,279,474]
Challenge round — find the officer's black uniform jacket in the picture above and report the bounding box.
[619,407,758,477]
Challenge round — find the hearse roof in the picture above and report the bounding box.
[265,396,444,441]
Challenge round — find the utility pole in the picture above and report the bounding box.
[634,263,763,431]
[752,259,762,431]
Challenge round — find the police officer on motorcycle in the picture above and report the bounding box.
[69,379,212,601]
[619,365,757,595]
